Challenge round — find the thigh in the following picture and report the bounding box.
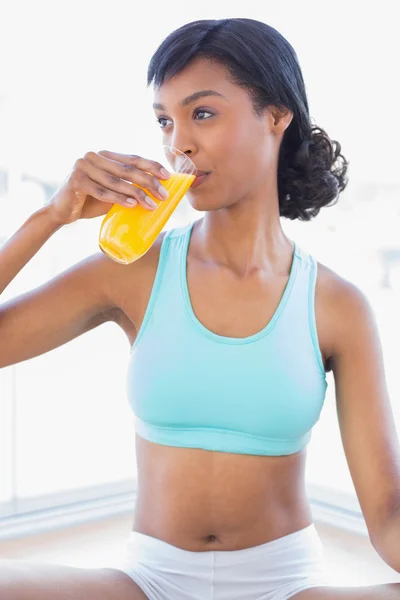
[290,582,400,599]
[0,559,149,600]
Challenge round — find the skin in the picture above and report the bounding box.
[1,56,400,599]
[116,59,400,559]
[129,57,315,548]
[153,57,294,267]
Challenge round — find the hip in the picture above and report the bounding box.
[115,522,330,600]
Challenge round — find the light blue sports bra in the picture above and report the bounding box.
[127,221,328,456]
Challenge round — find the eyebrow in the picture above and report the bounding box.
[153,90,228,111]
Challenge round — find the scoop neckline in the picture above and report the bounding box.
[180,221,299,345]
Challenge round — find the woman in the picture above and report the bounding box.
[1,16,400,600]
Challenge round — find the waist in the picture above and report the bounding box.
[132,434,312,551]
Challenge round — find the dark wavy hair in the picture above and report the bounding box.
[147,18,349,221]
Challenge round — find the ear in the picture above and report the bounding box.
[268,105,293,135]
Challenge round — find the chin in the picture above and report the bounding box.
[186,192,233,212]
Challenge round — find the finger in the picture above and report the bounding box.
[79,159,158,210]
[98,150,171,180]
[71,170,156,211]
[94,150,170,200]
[82,151,167,202]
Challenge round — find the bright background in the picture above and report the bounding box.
[1,0,400,539]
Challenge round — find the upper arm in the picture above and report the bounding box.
[0,252,122,368]
[330,276,400,543]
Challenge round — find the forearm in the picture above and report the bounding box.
[0,205,63,295]
[372,509,400,573]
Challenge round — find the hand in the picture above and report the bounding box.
[47,150,171,226]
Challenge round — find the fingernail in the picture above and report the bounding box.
[126,198,137,206]
[145,196,158,209]
[160,168,171,179]
[158,185,169,199]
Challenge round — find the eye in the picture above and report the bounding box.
[156,116,172,129]
[156,109,214,129]
[194,109,213,120]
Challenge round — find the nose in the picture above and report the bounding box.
[170,142,195,157]
[169,129,197,157]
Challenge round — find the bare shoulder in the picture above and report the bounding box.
[100,231,168,343]
[316,260,373,319]
[314,260,354,308]
[314,259,377,360]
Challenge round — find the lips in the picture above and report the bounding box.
[191,169,211,189]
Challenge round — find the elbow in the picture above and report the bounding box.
[370,509,400,573]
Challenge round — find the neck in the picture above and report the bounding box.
[194,198,293,278]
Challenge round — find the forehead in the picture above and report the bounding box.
[152,58,238,107]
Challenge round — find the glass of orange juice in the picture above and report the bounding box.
[98,146,196,264]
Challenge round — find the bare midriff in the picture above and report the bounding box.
[132,434,313,552]
[115,227,333,554]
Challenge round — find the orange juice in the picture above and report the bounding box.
[98,172,195,264]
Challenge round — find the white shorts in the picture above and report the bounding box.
[116,523,331,599]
